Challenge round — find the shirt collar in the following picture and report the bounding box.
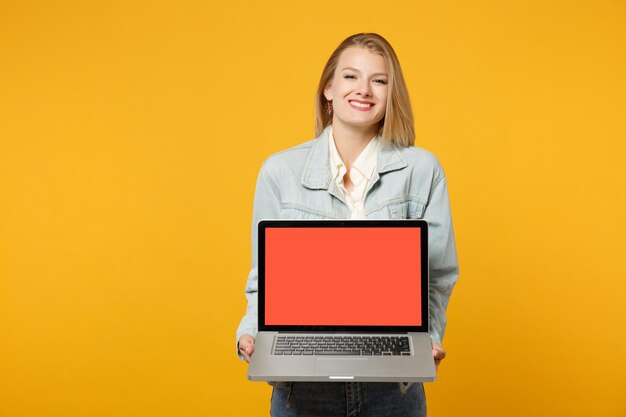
[328,126,346,183]
[301,125,408,190]
[328,125,381,184]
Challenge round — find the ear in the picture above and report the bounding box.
[323,83,333,101]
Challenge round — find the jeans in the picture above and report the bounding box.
[270,382,426,417]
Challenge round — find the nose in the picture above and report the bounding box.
[357,80,372,97]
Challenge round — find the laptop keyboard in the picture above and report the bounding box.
[272,335,411,356]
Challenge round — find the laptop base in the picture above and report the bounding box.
[248,332,436,383]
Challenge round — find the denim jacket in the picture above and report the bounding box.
[236,125,459,358]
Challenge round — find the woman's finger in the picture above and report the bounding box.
[432,343,446,369]
[238,336,255,363]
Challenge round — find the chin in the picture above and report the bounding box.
[334,114,384,130]
[350,119,383,128]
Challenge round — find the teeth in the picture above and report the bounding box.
[351,101,372,108]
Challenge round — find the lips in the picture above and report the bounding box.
[349,100,375,110]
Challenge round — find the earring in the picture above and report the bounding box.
[326,100,333,115]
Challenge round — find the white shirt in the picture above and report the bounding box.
[328,126,381,219]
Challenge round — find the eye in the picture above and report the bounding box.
[374,79,388,85]
[343,74,356,79]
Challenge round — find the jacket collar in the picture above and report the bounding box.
[301,125,408,190]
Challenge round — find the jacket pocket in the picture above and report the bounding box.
[280,203,334,220]
[386,198,426,219]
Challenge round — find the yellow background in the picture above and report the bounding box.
[1,0,625,416]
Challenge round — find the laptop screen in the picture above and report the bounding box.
[258,220,428,332]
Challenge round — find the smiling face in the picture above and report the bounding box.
[324,47,389,134]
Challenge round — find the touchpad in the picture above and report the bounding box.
[315,358,368,374]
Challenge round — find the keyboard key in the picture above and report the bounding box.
[274,335,411,357]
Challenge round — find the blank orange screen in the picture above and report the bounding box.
[264,227,422,326]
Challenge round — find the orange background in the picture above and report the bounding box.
[1,0,625,416]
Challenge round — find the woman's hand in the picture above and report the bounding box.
[432,342,446,369]
[238,334,255,363]
[239,334,444,367]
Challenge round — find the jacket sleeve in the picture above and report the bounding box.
[235,161,282,360]
[423,168,459,346]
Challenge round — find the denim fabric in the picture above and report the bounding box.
[236,125,459,351]
[270,382,427,417]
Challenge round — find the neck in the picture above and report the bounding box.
[331,121,378,171]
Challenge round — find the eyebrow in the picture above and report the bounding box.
[341,66,388,77]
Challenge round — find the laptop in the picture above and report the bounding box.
[247,219,436,382]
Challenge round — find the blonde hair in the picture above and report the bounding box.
[315,33,415,147]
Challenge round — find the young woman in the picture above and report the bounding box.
[236,33,459,417]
